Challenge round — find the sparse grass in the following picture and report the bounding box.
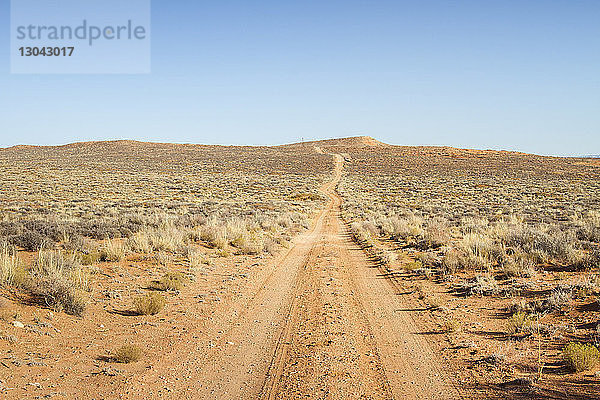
[78,251,101,266]
[442,317,461,333]
[127,230,154,254]
[114,344,142,363]
[155,251,172,266]
[0,242,27,286]
[100,239,127,262]
[457,275,499,297]
[562,342,600,372]
[134,292,165,315]
[404,260,423,272]
[507,311,534,334]
[151,272,187,292]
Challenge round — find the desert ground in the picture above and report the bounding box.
[0,137,599,399]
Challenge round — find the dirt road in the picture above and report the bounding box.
[106,150,461,399]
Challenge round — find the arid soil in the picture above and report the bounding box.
[1,137,599,399]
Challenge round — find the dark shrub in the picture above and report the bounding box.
[9,231,50,251]
[28,275,86,316]
[23,220,64,242]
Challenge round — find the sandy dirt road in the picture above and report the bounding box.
[96,150,462,399]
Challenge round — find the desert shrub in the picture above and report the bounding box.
[62,233,87,252]
[423,218,451,248]
[502,225,578,264]
[441,249,461,274]
[0,221,23,238]
[442,317,460,333]
[134,292,165,315]
[23,220,65,242]
[198,220,228,249]
[127,230,154,254]
[404,260,423,271]
[543,286,572,312]
[457,275,499,296]
[263,237,277,255]
[501,251,536,278]
[114,344,142,363]
[507,311,534,334]
[9,231,50,252]
[28,251,89,316]
[77,221,121,240]
[152,272,187,291]
[99,239,126,262]
[28,275,87,317]
[562,342,600,372]
[576,211,600,243]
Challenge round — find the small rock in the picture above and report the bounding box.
[12,321,24,329]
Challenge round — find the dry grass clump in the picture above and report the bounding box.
[114,344,143,363]
[148,225,186,253]
[197,219,228,249]
[228,219,265,255]
[507,311,534,334]
[423,217,451,248]
[127,230,154,254]
[348,221,397,267]
[0,242,27,286]
[575,211,600,243]
[134,292,165,315]
[99,239,127,262]
[189,250,210,268]
[442,317,461,333]
[544,286,573,312]
[1,246,89,316]
[562,342,600,372]
[456,275,499,296]
[500,251,536,278]
[151,272,188,291]
[28,251,89,316]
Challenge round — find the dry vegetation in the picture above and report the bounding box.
[0,141,330,312]
[1,136,599,398]
[0,140,331,397]
[319,138,600,395]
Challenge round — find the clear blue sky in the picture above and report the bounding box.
[1,0,598,156]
